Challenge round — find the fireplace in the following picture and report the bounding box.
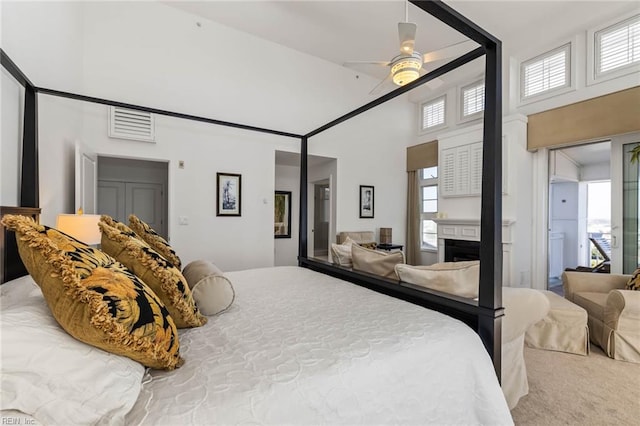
[444,239,480,262]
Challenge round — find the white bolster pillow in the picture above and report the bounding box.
[182,260,235,316]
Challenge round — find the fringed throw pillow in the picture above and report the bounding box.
[99,216,207,328]
[626,268,640,291]
[1,214,182,370]
[128,214,182,269]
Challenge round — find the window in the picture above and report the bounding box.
[420,166,438,250]
[420,96,446,131]
[595,14,640,77]
[460,80,484,120]
[521,44,570,100]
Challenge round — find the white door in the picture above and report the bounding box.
[97,181,125,220]
[126,182,164,237]
[75,142,98,214]
[611,132,640,274]
[97,181,165,237]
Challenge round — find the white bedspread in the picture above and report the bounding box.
[126,266,512,425]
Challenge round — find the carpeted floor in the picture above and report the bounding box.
[511,345,640,425]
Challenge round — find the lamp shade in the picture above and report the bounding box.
[380,228,392,244]
[391,53,422,86]
[56,214,102,245]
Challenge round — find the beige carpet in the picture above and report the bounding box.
[511,345,640,425]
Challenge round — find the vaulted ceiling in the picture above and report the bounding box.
[164,1,636,97]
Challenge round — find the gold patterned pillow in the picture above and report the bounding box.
[1,214,182,370]
[359,241,378,250]
[626,268,640,291]
[100,217,206,328]
[128,214,182,269]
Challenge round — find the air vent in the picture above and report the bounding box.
[108,106,155,142]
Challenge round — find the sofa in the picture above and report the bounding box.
[563,271,640,363]
[336,231,376,246]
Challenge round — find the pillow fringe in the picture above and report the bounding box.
[2,215,183,370]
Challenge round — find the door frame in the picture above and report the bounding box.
[534,132,640,288]
[93,153,171,239]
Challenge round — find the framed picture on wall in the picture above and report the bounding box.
[359,185,374,218]
[216,172,241,216]
[274,190,292,238]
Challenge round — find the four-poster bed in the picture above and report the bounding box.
[1,1,508,423]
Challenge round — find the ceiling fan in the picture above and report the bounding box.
[344,2,474,94]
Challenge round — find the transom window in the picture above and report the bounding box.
[596,14,640,77]
[521,44,570,99]
[420,166,438,250]
[461,80,484,119]
[420,96,446,131]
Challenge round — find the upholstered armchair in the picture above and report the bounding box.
[563,271,640,363]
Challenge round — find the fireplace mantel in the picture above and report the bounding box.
[433,217,516,285]
[433,218,516,243]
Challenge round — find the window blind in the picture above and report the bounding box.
[462,82,484,117]
[421,96,445,129]
[597,15,640,75]
[522,45,569,98]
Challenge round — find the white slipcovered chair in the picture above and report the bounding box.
[563,271,640,363]
[501,287,550,409]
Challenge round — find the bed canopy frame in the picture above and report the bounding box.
[1,0,503,376]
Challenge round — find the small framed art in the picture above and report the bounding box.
[359,185,374,218]
[274,190,292,238]
[216,172,241,216]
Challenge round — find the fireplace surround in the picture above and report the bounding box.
[434,218,515,285]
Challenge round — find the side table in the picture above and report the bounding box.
[377,243,403,252]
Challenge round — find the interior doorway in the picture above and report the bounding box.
[97,156,169,239]
[313,181,330,259]
[547,141,612,293]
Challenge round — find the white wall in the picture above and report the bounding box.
[1,0,84,213]
[1,69,23,205]
[37,94,84,227]
[436,115,533,286]
[79,1,380,135]
[78,102,297,271]
[0,1,84,92]
[310,97,413,249]
[2,0,417,272]
[275,164,300,266]
[550,181,580,270]
[581,162,610,182]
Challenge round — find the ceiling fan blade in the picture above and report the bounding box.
[423,40,476,63]
[369,74,393,96]
[343,61,390,67]
[398,22,417,54]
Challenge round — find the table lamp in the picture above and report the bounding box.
[56,211,102,246]
[380,228,392,245]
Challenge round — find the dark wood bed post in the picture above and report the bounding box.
[298,136,308,260]
[478,39,503,379]
[21,83,39,208]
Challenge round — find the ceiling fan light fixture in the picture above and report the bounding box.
[400,40,415,54]
[391,54,422,86]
